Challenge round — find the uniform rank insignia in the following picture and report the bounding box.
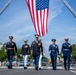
[55,46,57,48]
[68,45,71,47]
[12,43,14,45]
[33,41,36,44]
[38,43,41,46]
[25,45,28,48]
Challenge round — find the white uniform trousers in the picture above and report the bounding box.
[39,54,42,68]
[23,55,29,67]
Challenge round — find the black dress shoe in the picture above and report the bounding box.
[54,69,56,70]
[8,65,12,69]
[8,66,10,69]
[10,65,12,69]
[35,68,38,70]
[39,68,41,70]
[65,68,67,70]
[68,68,70,70]
[24,67,27,69]
[35,67,38,70]
[35,66,38,70]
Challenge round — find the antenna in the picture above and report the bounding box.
[62,0,76,18]
[0,0,12,15]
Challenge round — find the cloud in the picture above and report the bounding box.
[12,33,33,43]
[0,6,34,43]
[0,10,30,28]
[48,0,63,24]
[11,26,34,42]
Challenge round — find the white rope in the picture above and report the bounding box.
[62,0,76,18]
[0,0,12,15]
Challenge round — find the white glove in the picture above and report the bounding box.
[71,54,72,57]
[49,51,51,54]
[62,53,63,57]
[28,55,30,57]
[5,49,7,52]
[57,55,60,58]
[20,54,22,57]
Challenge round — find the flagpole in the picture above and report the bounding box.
[62,0,76,18]
[0,0,12,15]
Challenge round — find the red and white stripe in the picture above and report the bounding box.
[26,0,49,36]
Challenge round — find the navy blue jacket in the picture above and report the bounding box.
[31,40,43,56]
[62,43,72,56]
[49,44,59,56]
[21,44,30,55]
[6,41,17,56]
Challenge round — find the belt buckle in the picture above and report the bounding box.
[52,50,55,52]
[64,49,68,51]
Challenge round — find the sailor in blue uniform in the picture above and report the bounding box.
[6,36,17,69]
[61,38,72,70]
[31,34,43,70]
[49,39,59,70]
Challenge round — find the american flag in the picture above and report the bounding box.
[26,0,49,36]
